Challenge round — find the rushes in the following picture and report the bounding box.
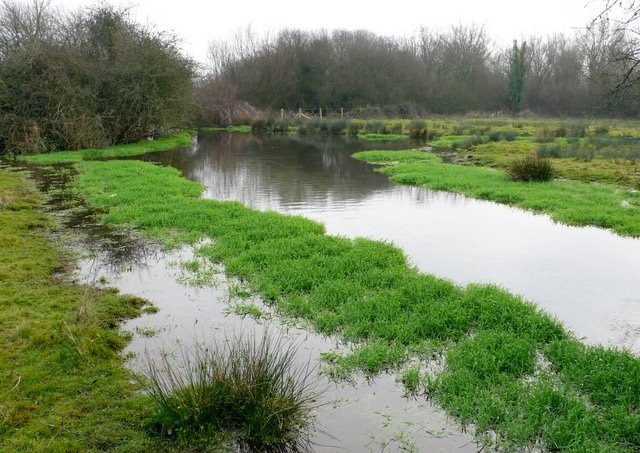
[508,155,555,182]
[144,330,322,450]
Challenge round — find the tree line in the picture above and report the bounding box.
[0,0,194,154]
[3,0,640,154]
[201,20,640,123]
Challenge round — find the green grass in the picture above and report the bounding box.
[15,121,640,449]
[358,133,407,141]
[353,150,640,237]
[145,330,320,450]
[0,169,164,451]
[199,125,251,133]
[20,132,194,165]
[58,156,640,451]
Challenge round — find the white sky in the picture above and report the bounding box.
[49,0,605,65]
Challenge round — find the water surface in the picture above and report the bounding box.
[142,132,640,352]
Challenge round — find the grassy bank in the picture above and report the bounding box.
[20,132,194,165]
[252,116,640,188]
[0,169,161,450]
[353,150,640,237]
[61,155,640,451]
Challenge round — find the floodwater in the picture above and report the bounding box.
[140,132,640,353]
[13,130,640,451]
[11,155,479,450]
[79,244,478,451]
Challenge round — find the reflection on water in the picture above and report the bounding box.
[143,132,640,353]
[16,157,476,451]
[78,244,478,452]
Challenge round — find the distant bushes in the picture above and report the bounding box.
[533,128,556,143]
[508,155,555,182]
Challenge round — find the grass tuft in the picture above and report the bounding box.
[144,330,322,450]
[508,155,555,182]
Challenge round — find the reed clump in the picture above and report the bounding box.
[144,330,322,450]
[508,155,555,182]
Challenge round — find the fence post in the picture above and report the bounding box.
[280,109,284,119]
[319,108,323,119]
[341,107,344,118]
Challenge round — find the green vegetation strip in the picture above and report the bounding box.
[21,132,194,165]
[0,169,161,450]
[353,150,640,237]
[65,156,639,451]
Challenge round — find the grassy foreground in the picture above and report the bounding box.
[353,150,640,237]
[62,155,640,451]
[0,169,160,451]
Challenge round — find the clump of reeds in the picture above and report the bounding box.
[508,155,555,182]
[144,329,322,450]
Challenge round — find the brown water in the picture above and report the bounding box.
[140,132,640,353]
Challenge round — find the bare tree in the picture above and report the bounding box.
[591,1,640,99]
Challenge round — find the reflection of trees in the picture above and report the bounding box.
[144,133,411,210]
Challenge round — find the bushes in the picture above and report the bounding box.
[508,155,555,182]
[0,3,194,154]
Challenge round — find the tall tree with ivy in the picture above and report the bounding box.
[508,40,527,113]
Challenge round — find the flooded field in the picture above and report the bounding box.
[141,132,640,352]
[17,131,640,450]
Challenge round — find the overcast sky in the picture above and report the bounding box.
[50,0,605,65]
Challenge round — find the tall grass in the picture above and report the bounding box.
[508,155,555,182]
[145,330,322,450]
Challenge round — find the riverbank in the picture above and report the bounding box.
[59,153,640,451]
[0,168,160,450]
[353,150,640,237]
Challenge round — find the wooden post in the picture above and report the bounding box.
[280,108,284,119]
[319,108,323,119]
[341,107,344,118]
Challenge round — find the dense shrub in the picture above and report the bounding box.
[364,120,386,134]
[250,117,272,134]
[329,119,348,135]
[508,155,555,182]
[0,2,194,154]
[537,145,562,158]
[347,120,362,136]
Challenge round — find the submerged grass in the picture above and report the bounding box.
[56,155,640,451]
[353,150,640,237]
[0,169,162,450]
